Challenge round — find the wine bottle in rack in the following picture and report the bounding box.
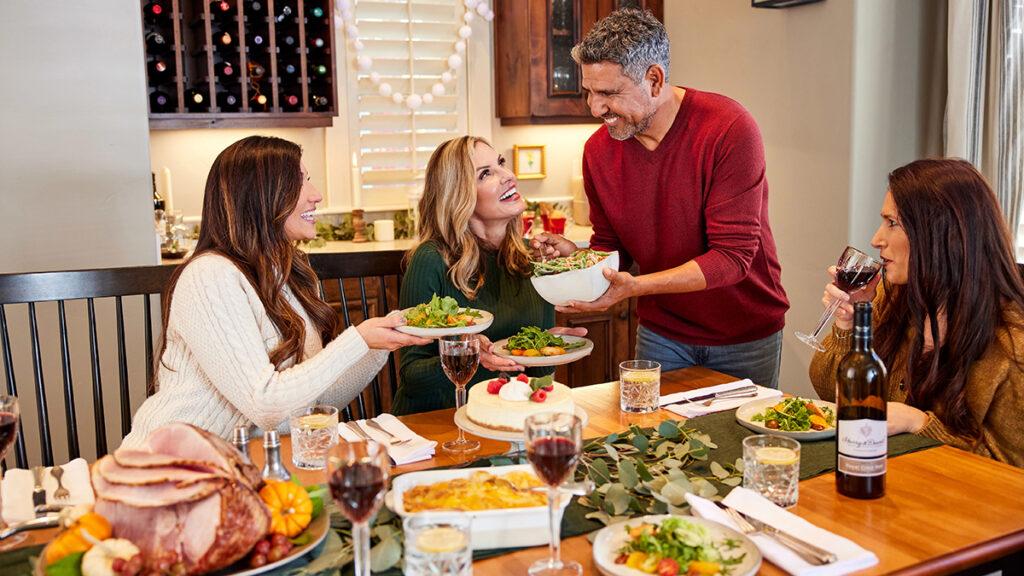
[143,0,171,24]
[211,23,236,49]
[307,36,326,50]
[145,31,170,54]
[185,88,209,111]
[306,3,328,27]
[309,62,329,78]
[247,60,267,79]
[279,33,298,49]
[247,0,264,13]
[275,1,296,23]
[281,92,302,112]
[310,92,331,112]
[278,57,300,78]
[217,90,242,111]
[249,32,267,48]
[250,92,270,111]
[149,89,175,113]
[215,60,237,79]
[307,4,325,19]
[147,56,174,81]
[210,0,235,20]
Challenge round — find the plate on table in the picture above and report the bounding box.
[735,397,838,440]
[453,405,589,443]
[395,309,493,338]
[492,335,594,367]
[36,509,330,576]
[592,514,761,576]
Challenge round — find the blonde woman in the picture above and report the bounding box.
[393,136,585,415]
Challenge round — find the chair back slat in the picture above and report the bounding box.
[337,278,351,328]
[356,278,384,417]
[57,302,80,460]
[87,298,108,458]
[115,297,131,439]
[28,303,54,466]
[0,305,29,469]
[379,276,400,398]
[144,294,154,394]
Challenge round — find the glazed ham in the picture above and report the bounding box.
[93,423,270,575]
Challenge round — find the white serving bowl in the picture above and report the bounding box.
[530,251,619,306]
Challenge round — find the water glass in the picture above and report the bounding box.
[743,435,800,508]
[619,360,661,413]
[403,513,473,576]
[289,405,339,470]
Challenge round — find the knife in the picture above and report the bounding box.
[663,385,759,406]
[31,466,46,515]
[0,515,59,540]
[742,512,839,565]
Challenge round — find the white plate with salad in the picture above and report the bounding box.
[492,326,594,367]
[735,397,838,440]
[592,514,761,576]
[396,294,494,337]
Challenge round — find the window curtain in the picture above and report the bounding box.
[945,0,1023,251]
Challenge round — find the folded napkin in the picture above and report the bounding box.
[687,488,878,575]
[660,379,783,418]
[1,458,94,524]
[337,414,436,466]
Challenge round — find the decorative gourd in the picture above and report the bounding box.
[80,539,140,576]
[258,481,313,538]
[45,512,113,565]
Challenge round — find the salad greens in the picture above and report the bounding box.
[404,294,483,328]
[532,249,610,277]
[750,397,835,432]
[615,517,744,575]
[505,326,587,355]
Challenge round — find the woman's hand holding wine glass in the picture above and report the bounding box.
[825,264,882,331]
[796,246,882,351]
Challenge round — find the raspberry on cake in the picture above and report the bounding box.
[467,375,575,432]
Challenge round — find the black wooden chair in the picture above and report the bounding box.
[0,265,176,467]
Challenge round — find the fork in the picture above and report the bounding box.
[50,465,70,501]
[700,391,758,406]
[720,504,836,565]
[344,421,374,442]
[363,419,411,446]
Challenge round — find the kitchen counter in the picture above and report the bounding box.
[161,223,593,264]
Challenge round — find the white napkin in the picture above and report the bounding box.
[337,414,436,466]
[1,458,95,524]
[686,488,878,575]
[660,379,783,418]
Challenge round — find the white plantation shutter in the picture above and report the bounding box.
[345,0,468,209]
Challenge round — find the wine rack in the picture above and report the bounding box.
[141,0,338,129]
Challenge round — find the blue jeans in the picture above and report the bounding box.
[635,325,783,389]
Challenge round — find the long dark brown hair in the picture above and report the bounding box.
[157,136,338,378]
[874,158,1024,439]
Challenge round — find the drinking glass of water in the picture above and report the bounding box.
[619,360,661,413]
[403,513,473,576]
[289,405,339,470]
[743,434,800,508]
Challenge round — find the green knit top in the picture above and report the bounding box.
[393,241,555,415]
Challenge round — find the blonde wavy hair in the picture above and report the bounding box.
[410,136,533,299]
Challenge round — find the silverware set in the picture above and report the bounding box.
[1,465,71,540]
[719,503,838,565]
[346,420,412,446]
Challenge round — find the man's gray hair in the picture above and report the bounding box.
[571,8,670,85]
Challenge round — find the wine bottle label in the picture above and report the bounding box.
[837,419,887,476]
[838,453,886,477]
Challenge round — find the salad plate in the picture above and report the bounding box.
[735,397,838,440]
[592,514,761,576]
[492,327,594,367]
[396,294,493,337]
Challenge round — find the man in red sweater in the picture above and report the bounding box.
[534,9,789,387]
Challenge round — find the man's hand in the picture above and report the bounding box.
[529,232,577,260]
[556,268,638,313]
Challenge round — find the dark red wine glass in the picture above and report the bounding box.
[0,395,21,547]
[440,335,480,453]
[327,440,389,576]
[796,246,881,351]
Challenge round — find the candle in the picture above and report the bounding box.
[161,167,174,212]
[350,152,362,209]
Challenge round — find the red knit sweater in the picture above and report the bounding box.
[584,87,789,346]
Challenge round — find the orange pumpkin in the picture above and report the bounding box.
[45,512,113,565]
[259,481,313,537]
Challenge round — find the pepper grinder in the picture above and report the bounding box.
[352,209,368,243]
[261,430,291,481]
[231,425,251,464]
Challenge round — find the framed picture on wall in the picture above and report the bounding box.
[513,145,546,179]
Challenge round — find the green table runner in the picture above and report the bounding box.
[1,411,941,576]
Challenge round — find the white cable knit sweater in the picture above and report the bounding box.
[122,254,389,446]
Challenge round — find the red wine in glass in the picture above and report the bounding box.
[0,412,18,457]
[796,246,881,352]
[835,268,878,293]
[440,351,479,387]
[440,335,481,453]
[328,461,386,523]
[528,437,581,487]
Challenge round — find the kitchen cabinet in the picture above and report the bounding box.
[555,296,638,388]
[494,0,663,125]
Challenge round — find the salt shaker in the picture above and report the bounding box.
[261,430,292,481]
[231,425,251,464]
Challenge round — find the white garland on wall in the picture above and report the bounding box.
[334,0,494,111]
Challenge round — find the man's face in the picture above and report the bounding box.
[581,61,658,141]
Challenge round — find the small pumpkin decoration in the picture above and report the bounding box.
[45,512,113,565]
[259,481,313,538]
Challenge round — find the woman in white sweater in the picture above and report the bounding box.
[124,136,429,445]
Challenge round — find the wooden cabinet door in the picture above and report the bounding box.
[555,297,634,387]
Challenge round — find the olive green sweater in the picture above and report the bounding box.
[809,293,1024,468]
[393,242,555,415]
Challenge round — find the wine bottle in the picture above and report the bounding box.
[835,301,888,499]
[310,93,330,111]
[215,60,236,78]
[247,60,266,79]
[211,24,235,48]
[275,2,295,23]
[279,34,297,48]
[278,58,299,77]
[143,0,171,24]
[250,92,269,111]
[250,33,266,47]
[145,31,170,54]
[210,0,235,19]
[309,63,328,77]
[281,92,301,111]
[147,57,173,81]
[185,88,208,111]
[307,5,325,19]
[308,36,326,50]
[217,90,241,111]
[248,0,264,12]
[149,89,174,113]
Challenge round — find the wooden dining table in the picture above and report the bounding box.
[14,367,1024,574]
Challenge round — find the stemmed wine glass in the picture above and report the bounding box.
[525,412,583,576]
[0,396,23,548]
[440,335,481,453]
[795,246,882,351]
[328,440,389,576]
